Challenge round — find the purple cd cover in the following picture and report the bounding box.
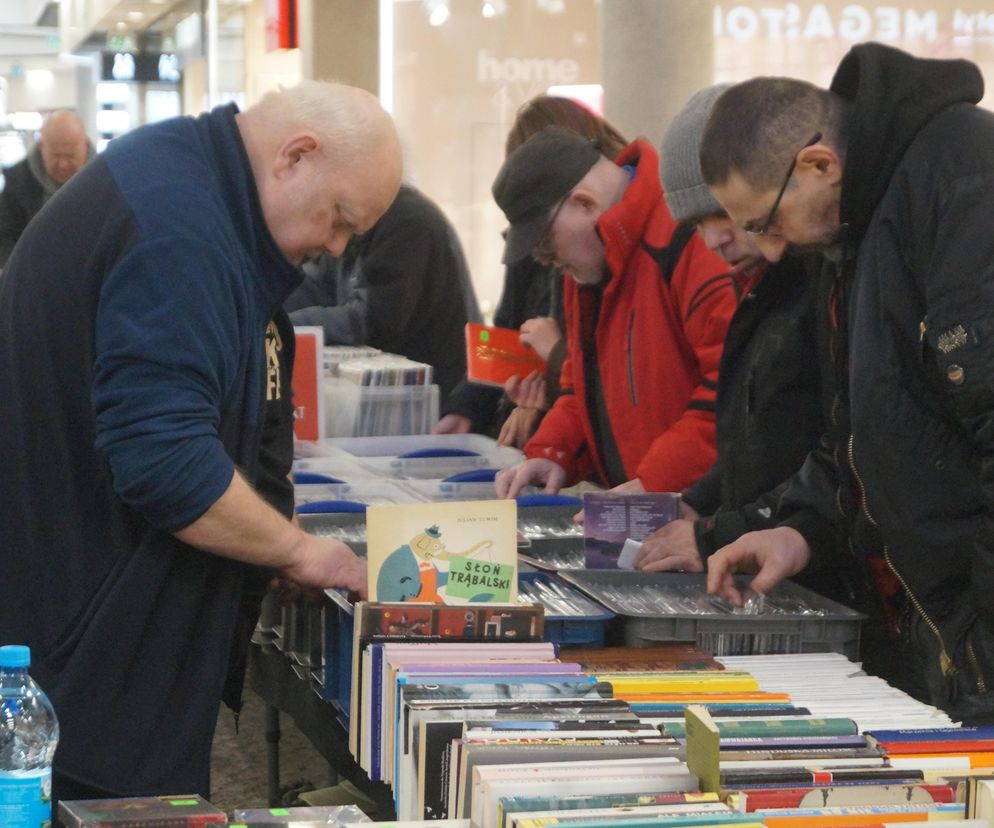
[583,492,680,568]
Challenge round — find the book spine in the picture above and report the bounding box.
[735,784,955,811]
[866,726,994,742]
[371,644,384,780]
[720,768,925,786]
[714,735,868,750]
[664,717,857,739]
[878,739,994,754]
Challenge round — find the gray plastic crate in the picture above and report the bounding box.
[558,570,864,659]
[298,511,367,558]
[517,503,585,569]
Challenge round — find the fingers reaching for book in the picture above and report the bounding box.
[433,413,473,434]
[280,534,368,598]
[516,371,548,410]
[497,406,541,449]
[518,316,563,362]
[706,526,811,606]
[495,458,567,499]
[636,518,702,573]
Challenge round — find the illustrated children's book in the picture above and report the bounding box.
[465,323,547,387]
[367,499,518,604]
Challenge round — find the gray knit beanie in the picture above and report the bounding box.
[660,83,732,222]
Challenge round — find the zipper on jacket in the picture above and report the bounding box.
[847,435,957,678]
[966,639,989,694]
[627,308,637,406]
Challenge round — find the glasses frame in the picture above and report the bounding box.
[746,131,822,237]
[532,194,570,261]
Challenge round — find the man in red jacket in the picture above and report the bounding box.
[493,126,736,498]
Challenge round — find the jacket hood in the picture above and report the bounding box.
[831,42,983,240]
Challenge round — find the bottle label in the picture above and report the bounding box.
[0,768,52,828]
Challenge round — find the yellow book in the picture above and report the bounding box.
[685,704,721,794]
[598,673,759,695]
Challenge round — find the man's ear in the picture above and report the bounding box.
[797,144,843,184]
[273,132,319,178]
[569,187,600,213]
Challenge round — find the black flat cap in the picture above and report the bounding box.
[492,126,602,263]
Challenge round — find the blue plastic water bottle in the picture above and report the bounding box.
[0,645,59,828]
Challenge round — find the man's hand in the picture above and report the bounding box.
[519,317,562,362]
[505,371,547,410]
[573,478,645,524]
[706,526,811,606]
[498,406,541,448]
[279,534,369,599]
[499,371,549,449]
[609,478,645,494]
[433,413,472,434]
[635,518,701,572]
[495,458,567,499]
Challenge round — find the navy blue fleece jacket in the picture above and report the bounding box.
[0,104,301,796]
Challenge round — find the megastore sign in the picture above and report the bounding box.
[713,4,994,41]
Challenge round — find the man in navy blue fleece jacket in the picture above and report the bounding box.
[0,81,401,803]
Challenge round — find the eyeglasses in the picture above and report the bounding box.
[532,195,569,262]
[745,131,822,237]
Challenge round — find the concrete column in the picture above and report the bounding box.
[298,0,378,93]
[602,0,713,147]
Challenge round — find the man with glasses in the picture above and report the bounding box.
[492,126,736,500]
[698,43,994,723]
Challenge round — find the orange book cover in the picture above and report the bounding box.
[890,750,994,768]
[880,740,994,754]
[465,323,546,387]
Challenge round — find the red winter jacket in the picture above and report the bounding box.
[523,139,735,492]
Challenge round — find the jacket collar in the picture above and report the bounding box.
[597,138,662,280]
[204,103,303,312]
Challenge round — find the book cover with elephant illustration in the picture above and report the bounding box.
[367,499,519,604]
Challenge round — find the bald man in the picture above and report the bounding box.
[0,81,401,803]
[0,109,92,265]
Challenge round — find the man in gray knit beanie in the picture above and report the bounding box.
[660,84,731,223]
[658,84,762,278]
[633,85,842,614]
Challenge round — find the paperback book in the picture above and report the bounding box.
[465,322,547,387]
[58,795,226,827]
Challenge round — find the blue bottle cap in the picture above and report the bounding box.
[0,645,31,668]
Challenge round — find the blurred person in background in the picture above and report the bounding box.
[436,96,627,447]
[286,183,480,407]
[0,109,93,266]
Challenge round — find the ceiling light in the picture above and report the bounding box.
[425,0,449,26]
[482,0,506,17]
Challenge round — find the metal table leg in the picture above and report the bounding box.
[264,703,281,807]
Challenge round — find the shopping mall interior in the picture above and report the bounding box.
[2,0,993,314]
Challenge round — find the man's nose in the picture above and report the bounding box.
[699,225,730,251]
[755,235,787,263]
[324,229,352,257]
